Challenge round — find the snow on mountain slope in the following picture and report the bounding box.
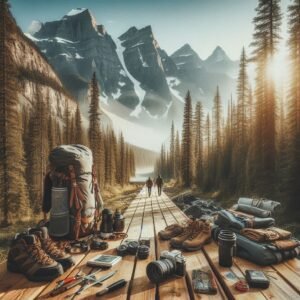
[115,37,145,117]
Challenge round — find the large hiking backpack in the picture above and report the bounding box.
[44,144,104,240]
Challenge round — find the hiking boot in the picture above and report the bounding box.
[30,227,74,271]
[170,221,202,249]
[7,234,63,282]
[183,221,212,251]
[158,224,184,240]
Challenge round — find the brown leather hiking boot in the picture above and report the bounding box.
[7,234,63,282]
[183,221,212,251]
[170,220,202,249]
[30,227,74,271]
[158,224,184,240]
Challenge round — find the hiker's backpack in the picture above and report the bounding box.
[44,144,104,240]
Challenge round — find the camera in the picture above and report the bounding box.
[146,250,186,283]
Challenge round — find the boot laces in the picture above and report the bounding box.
[188,222,203,240]
[177,221,197,237]
[43,238,64,258]
[27,242,53,265]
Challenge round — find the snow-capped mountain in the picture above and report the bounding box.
[26,8,239,125]
[203,46,239,77]
[171,43,203,70]
[27,8,139,110]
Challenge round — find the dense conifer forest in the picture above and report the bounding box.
[156,0,300,212]
[0,1,135,226]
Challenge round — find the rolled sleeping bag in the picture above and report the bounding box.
[233,204,272,218]
[238,197,280,212]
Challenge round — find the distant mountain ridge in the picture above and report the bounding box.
[26,8,238,124]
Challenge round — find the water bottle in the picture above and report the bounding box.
[218,230,236,267]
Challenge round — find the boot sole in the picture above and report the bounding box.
[182,239,212,252]
[7,261,64,282]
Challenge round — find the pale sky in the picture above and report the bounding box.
[10,0,290,61]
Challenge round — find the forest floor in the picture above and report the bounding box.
[0,183,141,264]
[164,181,300,239]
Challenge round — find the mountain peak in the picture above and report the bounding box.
[206,46,230,63]
[65,8,88,17]
[171,43,202,70]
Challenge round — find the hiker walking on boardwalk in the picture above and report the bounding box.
[156,175,163,196]
[146,177,153,197]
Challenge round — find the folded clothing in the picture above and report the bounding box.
[273,239,299,251]
[241,227,291,242]
[238,197,280,212]
[212,226,300,266]
[234,204,272,218]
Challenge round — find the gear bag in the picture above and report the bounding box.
[44,144,104,240]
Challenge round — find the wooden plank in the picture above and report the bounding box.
[235,257,300,300]
[129,191,156,299]
[78,190,148,300]
[203,243,267,300]
[0,192,144,300]
[152,193,190,300]
[159,194,226,300]
[271,259,300,294]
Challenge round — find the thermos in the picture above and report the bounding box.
[113,209,125,232]
[100,208,114,238]
[218,230,236,267]
[49,187,70,237]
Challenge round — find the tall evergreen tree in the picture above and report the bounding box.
[174,130,181,181]
[251,0,282,194]
[181,91,193,187]
[169,121,175,178]
[193,101,204,186]
[88,72,102,185]
[74,104,83,145]
[212,86,222,186]
[286,0,300,208]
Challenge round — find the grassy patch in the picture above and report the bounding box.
[0,184,142,263]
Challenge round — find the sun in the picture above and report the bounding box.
[266,48,290,91]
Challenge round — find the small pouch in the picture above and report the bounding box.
[245,270,270,289]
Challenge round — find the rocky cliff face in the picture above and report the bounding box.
[119,26,172,116]
[25,8,239,122]
[28,8,139,110]
[9,15,76,118]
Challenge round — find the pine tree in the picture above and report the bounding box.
[251,0,282,195]
[64,101,71,144]
[88,72,102,185]
[193,101,204,186]
[174,130,181,181]
[181,91,193,187]
[119,132,126,186]
[236,48,250,192]
[204,114,212,191]
[0,0,30,224]
[169,121,175,178]
[286,0,300,208]
[212,86,223,187]
[74,104,83,145]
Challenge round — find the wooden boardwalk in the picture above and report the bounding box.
[0,187,300,299]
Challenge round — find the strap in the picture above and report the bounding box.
[69,165,85,240]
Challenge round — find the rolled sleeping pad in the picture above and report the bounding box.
[237,197,280,212]
[233,204,272,218]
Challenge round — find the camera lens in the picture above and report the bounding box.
[146,259,175,283]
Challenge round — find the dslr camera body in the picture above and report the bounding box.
[146,250,186,283]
